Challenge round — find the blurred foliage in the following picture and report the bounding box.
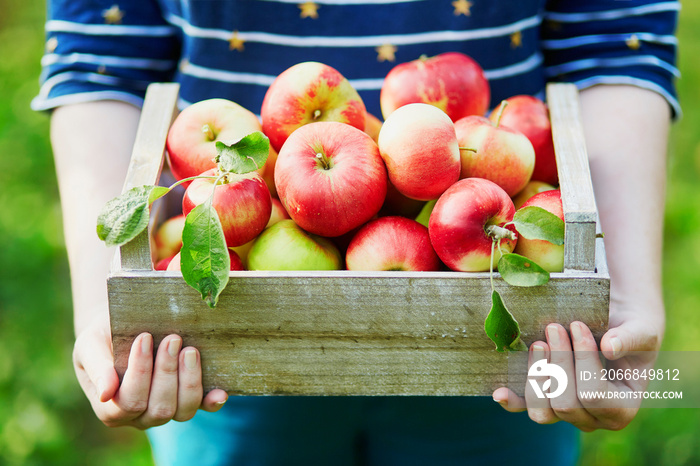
[0,0,698,464]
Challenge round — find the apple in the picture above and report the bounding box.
[247,219,342,271]
[454,114,535,197]
[380,52,490,121]
[154,214,185,261]
[231,198,290,265]
[513,189,564,272]
[154,254,176,271]
[166,98,264,183]
[429,178,517,272]
[183,168,272,247]
[261,145,279,199]
[275,121,387,237]
[378,103,460,201]
[364,112,383,143]
[261,62,366,152]
[166,249,245,272]
[489,95,558,185]
[346,216,441,272]
[512,180,556,209]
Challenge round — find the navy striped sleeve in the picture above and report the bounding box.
[541,0,680,117]
[31,0,180,111]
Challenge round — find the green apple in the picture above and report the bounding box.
[247,220,342,271]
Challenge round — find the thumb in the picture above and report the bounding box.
[73,325,121,403]
[600,317,661,361]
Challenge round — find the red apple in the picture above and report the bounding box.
[275,121,387,237]
[183,168,272,247]
[247,219,342,271]
[153,214,185,261]
[346,216,441,272]
[380,52,490,121]
[489,95,558,185]
[261,145,279,199]
[378,103,460,201]
[512,180,556,209]
[513,189,564,272]
[166,98,264,183]
[167,249,245,272]
[429,178,517,272]
[261,62,366,152]
[454,115,535,197]
[154,254,176,271]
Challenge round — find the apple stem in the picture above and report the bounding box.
[489,239,495,293]
[313,109,322,120]
[485,225,517,242]
[492,100,509,128]
[202,124,216,141]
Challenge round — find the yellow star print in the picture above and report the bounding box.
[299,2,319,19]
[229,31,245,52]
[376,44,397,62]
[626,34,641,50]
[510,31,522,48]
[452,0,472,16]
[102,5,125,24]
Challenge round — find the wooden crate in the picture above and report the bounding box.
[108,82,609,396]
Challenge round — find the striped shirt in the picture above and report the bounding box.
[31,0,680,118]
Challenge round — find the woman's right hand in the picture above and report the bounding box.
[72,319,229,429]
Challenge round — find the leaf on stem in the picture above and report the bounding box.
[180,198,230,308]
[96,185,169,247]
[484,290,527,352]
[512,206,564,245]
[498,253,550,287]
[216,131,270,175]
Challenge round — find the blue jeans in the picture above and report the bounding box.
[147,397,579,465]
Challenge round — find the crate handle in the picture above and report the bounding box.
[116,83,181,271]
[546,83,598,272]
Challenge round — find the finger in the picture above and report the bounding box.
[103,333,154,424]
[73,326,120,403]
[524,341,559,424]
[546,324,599,428]
[492,387,526,412]
[600,318,660,361]
[137,335,181,427]
[201,389,229,412]
[173,347,203,422]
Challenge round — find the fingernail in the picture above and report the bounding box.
[141,334,152,354]
[168,338,181,358]
[215,398,228,407]
[610,337,622,357]
[532,344,545,359]
[184,349,197,370]
[547,325,560,346]
[571,322,583,343]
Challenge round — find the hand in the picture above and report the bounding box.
[492,302,663,431]
[73,319,228,429]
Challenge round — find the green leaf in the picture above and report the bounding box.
[512,206,564,245]
[498,253,550,287]
[96,185,164,247]
[180,198,230,308]
[484,290,526,352]
[216,131,270,175]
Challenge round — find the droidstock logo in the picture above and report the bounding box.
[528,360,568,399]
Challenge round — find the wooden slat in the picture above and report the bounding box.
[547,83,598,271]
[118,83,180,271]
[109,270,609,395]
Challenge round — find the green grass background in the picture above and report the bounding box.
[0,1,698,464]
